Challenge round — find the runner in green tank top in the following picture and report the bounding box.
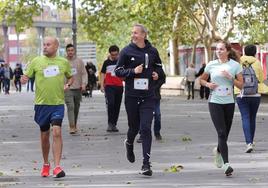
[21,36,73,178]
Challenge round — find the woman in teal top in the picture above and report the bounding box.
[200,41,243,176]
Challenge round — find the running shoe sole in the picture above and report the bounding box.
[53,170,65,178]
[140,169,153,176]
[225,166,233,176]
[245,147,253,153]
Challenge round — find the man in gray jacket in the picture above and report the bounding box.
[65,44,88,134]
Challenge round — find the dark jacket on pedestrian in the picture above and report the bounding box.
[14,67,23,80]
[196,64,210,82]
[115,40,164,98]
[196,64,205,77]
[0,65,4,81]
[153,68,166,100]
[85,62,97,84]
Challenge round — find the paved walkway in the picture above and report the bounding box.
[0,91,268,187]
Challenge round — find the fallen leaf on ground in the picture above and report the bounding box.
[181,136,192,142]
[164,164,184,173]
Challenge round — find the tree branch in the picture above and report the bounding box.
[223,3,235,40]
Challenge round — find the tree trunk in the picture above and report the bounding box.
[171,9,180,75]
[204,38,213,63]
[169,37,179,75]
[191,39,201,64]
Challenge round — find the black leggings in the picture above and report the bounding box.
[125,96,154,165]
[209,102,235,163]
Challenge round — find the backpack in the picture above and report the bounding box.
[241,64,258,95]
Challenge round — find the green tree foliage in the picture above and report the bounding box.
[0,0,71,63]
[236,0,268,44]
[79,0,195,70]
[2,0,267,73]
[179,0,237,62]
[0,0,42,33]
[79,1,134,46]
[0,0,70,33]
[78,0,133,66]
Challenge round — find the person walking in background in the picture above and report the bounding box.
[151,69,166,140]
[115,24,165,176]
[137,69,166,142]
[27,77,35,92]
[65,44,87,134]
[185,63,196,100]
[0,63,4,93]
[200,40,243,176]
[196,62,210,99]
[3,62,13,95]
[85,61,97,97]
[13,63,23,92]
[100,45,123,132]
[235,44,268,153]
[21,36,73,178]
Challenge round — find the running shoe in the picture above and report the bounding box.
[111,126,119,132]
[53,166,65,178]
[124,139,135,163]
[41,164,50,177]
[245,143,253,153]
[69,127,76,134]
[140,163,153,176]
[223,163,233,176]
[213,147,223,168]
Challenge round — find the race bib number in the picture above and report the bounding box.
[111,70,115,76]
[134,78,149,90]
[215,86,232,96]
[43,65,60,78]
[107,65,116,76]
[71,68,77,75]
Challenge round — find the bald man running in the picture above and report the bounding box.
[21,36,74,178]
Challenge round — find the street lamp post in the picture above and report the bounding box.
[72,0,77,52]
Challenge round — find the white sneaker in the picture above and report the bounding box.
[213,147,223,168]
[222,163,233,176]
[245,143,253,153]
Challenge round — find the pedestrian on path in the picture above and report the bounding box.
[200,40,243,176]
[196,62,210,99]
[2,62,13,95]
[137,68,166,142]
[27,77,35,92]
[0,63,5,93]
[100,45,123,132]
[64,44,87,134]
[115,24,165,176]
[21,36,73,178]
[185,63,196,100]
[13,63,23,92]
[85,62,97,97]
[234,44,268,153]
[152,70,166,140]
